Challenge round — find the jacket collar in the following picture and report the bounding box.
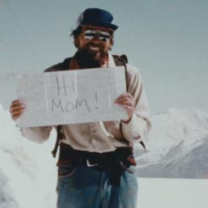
[107,52,116,67]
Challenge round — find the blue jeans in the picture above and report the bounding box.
[57,163,138,208]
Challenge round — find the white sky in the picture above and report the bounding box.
[0,0,208,114]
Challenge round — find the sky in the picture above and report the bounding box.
[0,0,208,115]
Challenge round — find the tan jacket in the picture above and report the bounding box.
[20,53,151,153]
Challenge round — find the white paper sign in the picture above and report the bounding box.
[16,67,128,127]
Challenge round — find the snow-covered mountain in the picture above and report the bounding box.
[1,104,208,208]
[135,107,208,178]
[0,104,57,208]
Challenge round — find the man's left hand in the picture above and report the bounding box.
[114,93,135,123]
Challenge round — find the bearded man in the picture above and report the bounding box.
[10,8,151,208]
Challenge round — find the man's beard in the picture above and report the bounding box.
[76,43,108,69]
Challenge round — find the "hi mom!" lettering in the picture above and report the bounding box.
[50,75,99,114]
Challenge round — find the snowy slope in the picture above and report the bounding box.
[135,107,208,178]
[137,178,208,208]
[0,104,57,208]
[1,104,208,208]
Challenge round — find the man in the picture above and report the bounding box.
[10,8,151,208]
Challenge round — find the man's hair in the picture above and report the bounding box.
[70,26,114,49]
[70,26,83,38]
[70,26,82,48]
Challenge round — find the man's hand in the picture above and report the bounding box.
[114,93,135,123]
[9,100,26,121]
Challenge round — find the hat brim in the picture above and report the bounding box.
[81,20,118,31]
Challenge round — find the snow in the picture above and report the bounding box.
[0,104,208,208]
[135,107,208,179]
[138,178,208,208]
[0,104,57,208]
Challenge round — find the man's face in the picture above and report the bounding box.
[76,25,113,62]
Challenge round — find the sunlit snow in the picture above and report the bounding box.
[0,104,208,208]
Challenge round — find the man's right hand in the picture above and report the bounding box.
[10,100,26,121]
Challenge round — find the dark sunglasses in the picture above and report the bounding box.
[83,30,112,42]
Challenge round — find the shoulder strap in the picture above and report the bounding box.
[113,54,128,91]
[113,54,128,65]
[51,125,62,158]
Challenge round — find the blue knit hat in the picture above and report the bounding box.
[76,8,118,31]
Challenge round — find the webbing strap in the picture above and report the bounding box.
[51,125,62,158]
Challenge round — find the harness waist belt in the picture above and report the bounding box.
[57,143,137,186]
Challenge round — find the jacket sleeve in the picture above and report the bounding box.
[121,64,152,143]
[20,126,53,144]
